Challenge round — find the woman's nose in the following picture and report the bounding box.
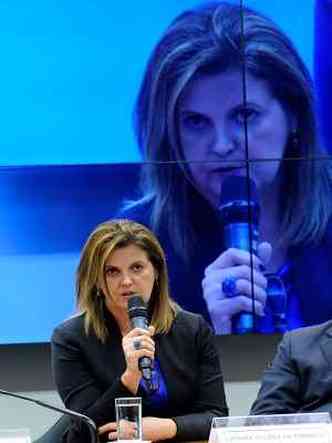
[121,273,133,286]
[210,125,239,157]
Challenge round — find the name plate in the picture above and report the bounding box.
[210,423,332,443]
[0,429,31,443]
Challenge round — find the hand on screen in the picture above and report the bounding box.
[202,242,271,334]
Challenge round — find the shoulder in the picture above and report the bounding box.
[171,309,213,337]
[282,320,332,348]
[162,310,220,364]
[51,313,86,344]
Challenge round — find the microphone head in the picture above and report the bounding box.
[219,175,260,225]
[128,294,148,320]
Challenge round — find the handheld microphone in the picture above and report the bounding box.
[0,389,98,443]
[127,295,153,382]
[219,175,260,334]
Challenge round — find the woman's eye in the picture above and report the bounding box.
[234,107,258,123]
[105,268,119,277]
[132,264,143,272]
[182,113,209,130]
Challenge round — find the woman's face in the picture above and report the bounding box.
[100,243,157,314]
[177,69,293,207]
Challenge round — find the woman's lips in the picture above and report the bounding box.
[122,292,135,297]
[212,166,247,174]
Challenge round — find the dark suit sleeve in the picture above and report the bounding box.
[250,332,301,415]
[172,316,228,440]
[51,323,132,437]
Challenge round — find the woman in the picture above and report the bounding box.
[122,1,332,334]
[51,219,228,443]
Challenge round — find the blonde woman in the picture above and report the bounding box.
[51,219,228,443]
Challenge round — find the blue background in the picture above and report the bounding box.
[0,0,313,166]
[0,0,317,343]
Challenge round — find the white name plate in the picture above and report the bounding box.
[210,423,332,443]
[0,429,31,443]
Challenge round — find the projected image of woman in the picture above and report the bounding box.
[122,1,332,334]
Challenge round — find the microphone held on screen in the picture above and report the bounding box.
[219,176,260,334]
[219,176,287,334]
[127,295,154,386]
[0,389,98,443]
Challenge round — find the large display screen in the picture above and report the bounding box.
[1,0,331,343]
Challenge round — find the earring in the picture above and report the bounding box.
[96,288,102,297]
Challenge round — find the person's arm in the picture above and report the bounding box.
[51,324,131,428]
[171,315,229,441]
[95,314,227,442]
[250,332,301,414]
[52,319,158,443]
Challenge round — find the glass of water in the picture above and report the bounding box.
[115,397,142,442]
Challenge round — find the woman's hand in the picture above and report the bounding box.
[98,422,117,441]
[202,242,272,334]
[98,417,177,442]
[121,325,155,393]
[99,420,138,442]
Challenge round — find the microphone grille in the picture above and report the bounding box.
[219,176,258,207]
[127,294,147,319]
[219,176,260,225]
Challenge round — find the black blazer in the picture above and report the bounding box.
[251,320,332,414]
[51,309,228,442]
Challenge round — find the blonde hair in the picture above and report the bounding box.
[76,219,177,342]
